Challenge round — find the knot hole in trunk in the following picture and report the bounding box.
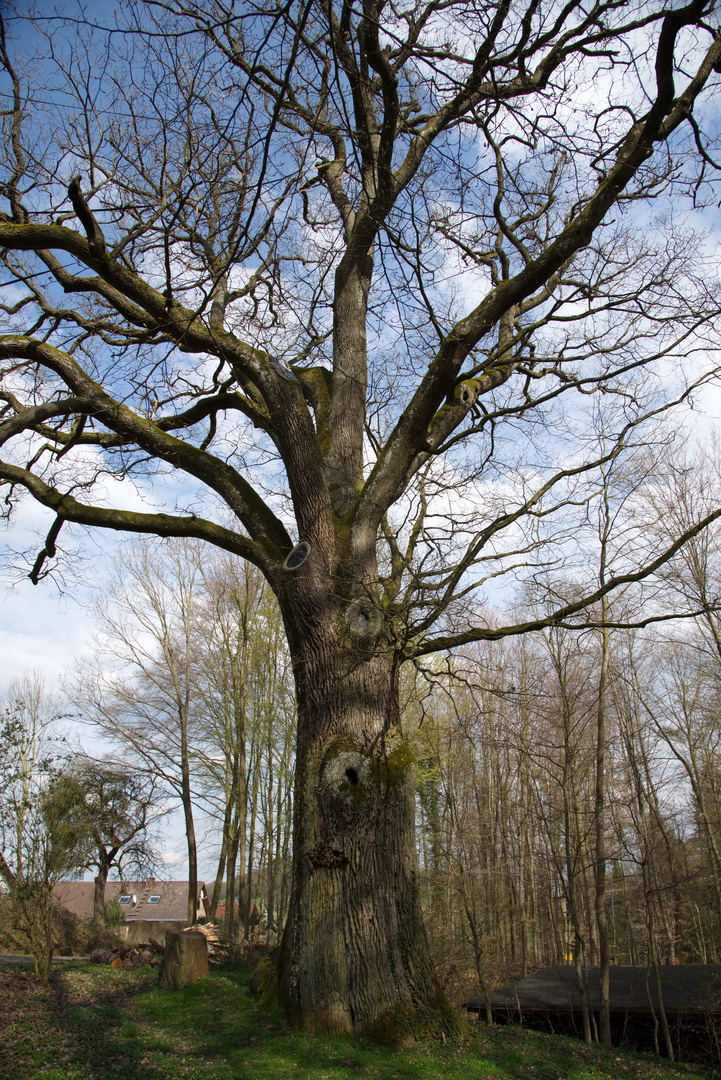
[345,599,383,650]
[318,746,374,835]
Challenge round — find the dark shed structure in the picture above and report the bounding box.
[466,965,721,1066]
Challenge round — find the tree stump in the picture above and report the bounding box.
[158,928,208,989]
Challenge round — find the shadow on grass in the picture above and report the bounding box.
[129,971,483,1080]
[125,972,614,1080]
[0,963,152,1080]
[3,964,715,1080]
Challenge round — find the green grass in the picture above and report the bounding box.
[0,962,717,1080]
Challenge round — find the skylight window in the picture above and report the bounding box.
[148,895,161,903]
[118,896,130,904]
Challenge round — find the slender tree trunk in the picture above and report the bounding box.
[30,886,54,985]
[225,826,239,939]
[234,808,246,940]
[209,830,228,923]
[93,861,111,922]
[595,603,612,1046]
[462,891,493,1025]
[621,695,675,1060]
[279,779,292,933]
[647,892,675,1060]
[244,743,261,939]
[268,776,287,939]
[34,923,53,983]
[231,613,249,938]
[555,636,593,1043]
[270,731,290,937]
[224,708,248,941]
[177,701,198,926]
[222,721,246,940]
[185,807,199,926]
[266,733,276,934]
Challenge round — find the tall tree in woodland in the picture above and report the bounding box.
[591,443,650,1046]
[638,451,721,942]
[615,660,677,1060]
[1,1,721,1036]
[245,586,296,939]
[543,625,597,1041]
[192,555,262,933]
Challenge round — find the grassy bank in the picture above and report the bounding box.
[0,962,715,1080]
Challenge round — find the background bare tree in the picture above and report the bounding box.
[189,550,295,940]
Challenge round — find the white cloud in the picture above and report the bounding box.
[0,581,91,686]
[158,849,186,867]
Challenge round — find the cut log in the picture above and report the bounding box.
[90,949,114,964]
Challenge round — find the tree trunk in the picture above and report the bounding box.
[224,829,238,940]
[185,808,199,926]
[93,863,110,922]
[179,705,198,927]
[595,606,611,1046]
[276,636,460,1040]
[647,899,675,1061]
[224,710,247,941]
[265,729,276,935]
[30,888,54,985]
[244,744,261,939]
[278,779,292,934]
[208,831,228,923]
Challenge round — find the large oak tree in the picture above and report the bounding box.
[1,0,721,1038]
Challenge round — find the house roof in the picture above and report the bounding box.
[55,879,207,923]
[54,881,96,919]
[467,965,721,1017]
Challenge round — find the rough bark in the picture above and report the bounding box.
[273,611,460,1041]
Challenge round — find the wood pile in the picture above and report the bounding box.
[90,938,165,968]
[188,924,233,965]
[89,926,239,969]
